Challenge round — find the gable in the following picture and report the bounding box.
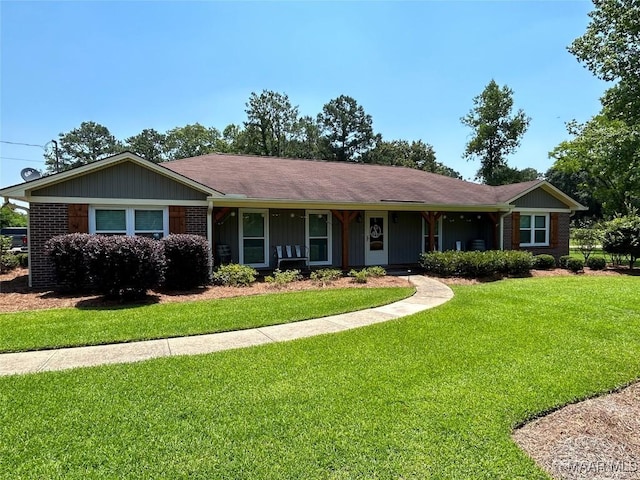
[512,187,571,209]
[31,161,208,201]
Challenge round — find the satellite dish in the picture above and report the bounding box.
[20,168,41,182]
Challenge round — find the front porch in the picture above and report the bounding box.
[211,207,502,271]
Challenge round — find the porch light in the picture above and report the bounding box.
[392,213,399,223]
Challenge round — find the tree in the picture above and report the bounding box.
[163,123,223,160]
[318,95,377,162]
[568,0,640,82]
[125,128,167,163]
[487,165,540,185]
[0,205,27,228]
[602,213,640,269]
[288,115,327,159]
[461,80,531,185]
[363,139,461,178]
[549,115,640,216]
[244,90,299,157]
[544,165,602,218]
[45,121,122,172]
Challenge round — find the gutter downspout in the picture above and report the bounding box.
[207,201,214,277]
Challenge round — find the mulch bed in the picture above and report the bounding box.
[0,268,411,313]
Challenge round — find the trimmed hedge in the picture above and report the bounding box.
[419,250,533,278]
[566,257,585,273]
[533,254,556,270]
[161,234,210,290]
[85,235,166,299]
[586,257,607,270]
[45,233,93,291]
[46,234,166,298]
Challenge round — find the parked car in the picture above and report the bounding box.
[0,227,28,253]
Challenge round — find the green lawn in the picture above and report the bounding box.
[1,276,639,479]
[0,287,414,353]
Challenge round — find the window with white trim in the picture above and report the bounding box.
[90,207,168,239]
[239,209,269,267]
[422,217,441,252]
[306,210,332,265]
[519,213,549,246]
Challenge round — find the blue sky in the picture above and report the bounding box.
[1,1,607,187]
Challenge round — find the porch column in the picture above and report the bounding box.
[487,213,499,250]
[420,211,442,252]
[331,210,359,271]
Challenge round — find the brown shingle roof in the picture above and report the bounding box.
[161,154,541,206]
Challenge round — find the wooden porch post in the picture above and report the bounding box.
[332,210,358,271]
[420,211,442,251]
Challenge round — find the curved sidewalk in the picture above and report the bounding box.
[0,276,453,377]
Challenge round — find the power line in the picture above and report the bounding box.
[0,140,45,149]
[0,156,44,163]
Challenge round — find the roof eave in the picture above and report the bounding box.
[208,196,513,212]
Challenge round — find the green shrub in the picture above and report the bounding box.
[161,234,210,290]
[533,254,556,270]
[502,251,534,275]
[16,253,28,268]
[419,250,532,278]
[212,263,257,287]
[0,254,19,272]
[364,266,386,278]
[265,269,302,287]
[348,269,369,284]
[85,235,166,299]
[586,256,607,270]
[566,257,584,273]
[309,268,343,286]
[45,233,93,291]
[558,255,572,269]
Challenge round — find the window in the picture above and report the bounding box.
[306,210,332,265]
[519,213,549,246]
[422,217,441,252]
[239,209,269,267]
[90,207,168,238]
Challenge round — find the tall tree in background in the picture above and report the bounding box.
[318,95,376,162]
[363,139,461,178]
[461,80,531,185]
[164,123,223,160]
[244,90,299,157]
[548,0,640,217]
[125,128,167,163]
[45,121,122,172]
[549,116,639,215]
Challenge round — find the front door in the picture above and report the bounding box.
[364,212,388,265]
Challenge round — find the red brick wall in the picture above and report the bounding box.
[185,206,208,237]
[29,203,210,290]
[29,203,69,289]
[503,212,570,260]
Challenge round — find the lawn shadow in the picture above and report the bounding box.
[154,286,209,297]
[74,294,161,311]
[0,273,30,293]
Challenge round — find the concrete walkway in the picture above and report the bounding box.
[0,276,453,377]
